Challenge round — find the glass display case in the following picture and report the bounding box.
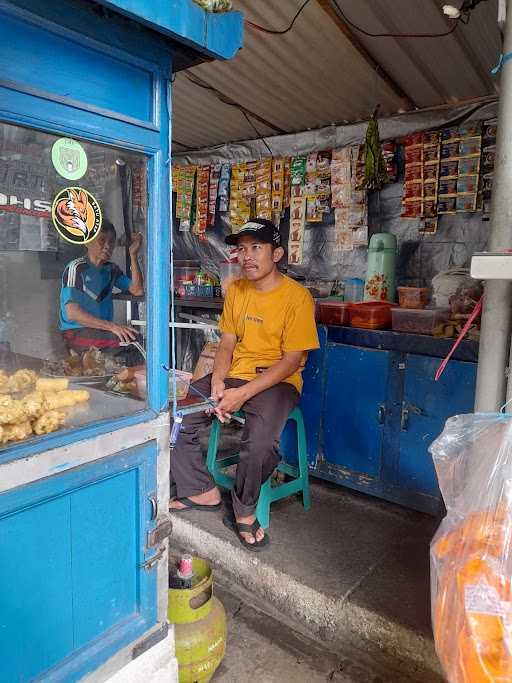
[0,121,149,450]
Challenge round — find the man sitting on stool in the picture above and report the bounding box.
[169,219,319,551]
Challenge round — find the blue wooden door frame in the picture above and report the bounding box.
[0,0,173,465]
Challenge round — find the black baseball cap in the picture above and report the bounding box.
[225,218,282,247]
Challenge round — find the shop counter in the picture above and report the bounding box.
[281,325,478,515]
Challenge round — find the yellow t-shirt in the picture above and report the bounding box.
[219,275,320,393]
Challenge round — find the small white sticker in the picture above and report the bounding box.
[465,584,507,617]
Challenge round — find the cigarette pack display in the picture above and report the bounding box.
[423,164,439,181]
[403,181,423,199]
[441,142,460,160]
[458,157,480,176]
[459,137,482,157]
[401,200,423,219]
[441,127,460,142]
[456,194,478,213]
[424,147,440,163]
[438,197,457,214]
[439,178,458,195]
[405,163,423,182]
[440,161,459,178]
[457,176,478,195]
[404,133,424,146]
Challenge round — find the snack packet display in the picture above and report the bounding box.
[429,413,512,683]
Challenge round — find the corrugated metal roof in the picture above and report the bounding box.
[172,0,501,150]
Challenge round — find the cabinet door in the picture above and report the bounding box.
[323,344,391,478]
[399,354,476,497]
[0,443,158,683]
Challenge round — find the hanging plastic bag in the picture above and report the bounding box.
[429,413,512,682]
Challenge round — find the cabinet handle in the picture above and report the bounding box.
[377,405,386,424]
[148,495,158,521]
[400,403,409,431]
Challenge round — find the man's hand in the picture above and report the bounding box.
[210,377,225,403]
[128,232,143,257]
[108,322,138,342]
[215,387,247,423]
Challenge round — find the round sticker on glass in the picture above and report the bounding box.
[51,138,88,180]
[52,187,102,245]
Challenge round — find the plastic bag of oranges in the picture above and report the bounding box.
[430,414,512,682]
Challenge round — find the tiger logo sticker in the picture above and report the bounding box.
[52,187,102,244]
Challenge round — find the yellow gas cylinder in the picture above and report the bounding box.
[168,555,227,683]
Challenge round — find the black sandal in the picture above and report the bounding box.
[223,514,269,551]
[169,497,222,512]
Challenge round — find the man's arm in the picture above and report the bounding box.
[128,232,144,296]
[214,350,303,420]
[210,332,237,402]
[65,303,137,342]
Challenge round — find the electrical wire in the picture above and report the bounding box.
[330,0,461,38]
[241,111,274,156]
[185,73,275,155]
[246,0,463,39]
[245,0,312,35]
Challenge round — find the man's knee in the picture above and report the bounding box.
[240,431,279,462]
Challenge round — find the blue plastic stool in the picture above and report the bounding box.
[206,406,311,529]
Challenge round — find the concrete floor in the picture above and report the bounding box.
[213,582,393,683]
[171,476,444,682]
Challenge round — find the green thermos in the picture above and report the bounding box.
[364,233,397,302]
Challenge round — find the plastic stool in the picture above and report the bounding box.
[206,406,311,529]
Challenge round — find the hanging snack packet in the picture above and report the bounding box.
[208,163,221,226]
[291,155,307,187]
[218,162,231,213]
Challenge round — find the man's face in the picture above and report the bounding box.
[87,230,116,265]
[236,235,281,281]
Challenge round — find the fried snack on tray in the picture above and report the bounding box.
[6,369,38,393]
[35,378,69,393]
[43,389,90,411]
[0,370,9,394]
[1,419,32,443]
[33,410,66,435]
[0,396,27,424]
[21,391,46,419]
[43,347,116,378]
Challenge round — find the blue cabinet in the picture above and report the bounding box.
[398,354,476,499]
[285,335,477,515]
[323,345,391,479]
[0,443,158,682]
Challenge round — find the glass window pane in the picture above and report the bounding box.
[0,121,148,450]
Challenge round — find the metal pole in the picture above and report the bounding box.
[475,0,512,412]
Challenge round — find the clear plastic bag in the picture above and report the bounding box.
[429,413,512,682]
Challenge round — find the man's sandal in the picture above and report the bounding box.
[223,514,269,551]
[169,497,222,512]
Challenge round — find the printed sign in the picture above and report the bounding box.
[51,138,87,180]
[51,187,102,244]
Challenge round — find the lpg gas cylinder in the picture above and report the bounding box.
[168,556,227,683]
